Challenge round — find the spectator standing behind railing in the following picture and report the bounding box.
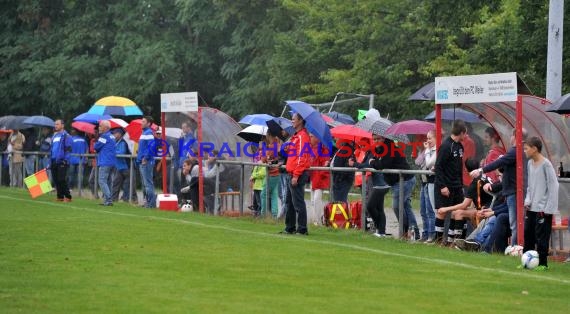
[111,128,137,203]
[50,119,72,202]
[481,127,505,183]
[415,130,437,242]
[368,135,419,239]
[9,129,25,187]
[22,129,37,177]
[87,128,99,198]
[308,132,330,225]
[137,116,156,208]
[68,128,88,189]
[38,127,52,181]
[94,120,116,206]
[280,113,311,235]
[0,132,9,186]
[349,136,390,237]
[261,131,281,218]
[330,141,355,203]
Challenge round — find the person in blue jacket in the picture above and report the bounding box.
[137,116,156,208]
[67,128,88,189]
[50,119,73,201]
[94,120,116,206]
[111,128,137,203]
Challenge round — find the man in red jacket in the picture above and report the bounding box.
[281,113,312,235]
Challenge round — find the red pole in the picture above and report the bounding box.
[435,103,442,148]
[161,112,167,194]
[515,95,524,245]
[198,107,204,213]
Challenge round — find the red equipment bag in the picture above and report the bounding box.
[323,201,351,229]
[350,200,363,229]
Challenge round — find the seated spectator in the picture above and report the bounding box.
[437,158,494,243]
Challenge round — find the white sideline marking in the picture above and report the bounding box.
[2,194,569,285]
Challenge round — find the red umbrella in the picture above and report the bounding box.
[71,121,97,135]
[330,124,372,141]
[385,120,435,135]
[108,118,128,129]
[125,119,158,142]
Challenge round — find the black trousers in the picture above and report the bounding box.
[366,186,390,233]
[285,172,309,234]
[523,210,553,266]
[52,161,71,199]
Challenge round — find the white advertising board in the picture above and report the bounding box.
[435,72,518,104]
[160,92,198,112]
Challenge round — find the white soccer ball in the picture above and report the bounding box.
[521,250,540,269]
[509,245,524,257]
[180,203,193,212]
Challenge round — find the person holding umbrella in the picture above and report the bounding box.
[280,113,311,235]
[50,119,73,202]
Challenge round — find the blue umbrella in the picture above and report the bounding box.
[73,113,112,124]
[286,100,333,147]
[23,115,55,128]
[424,108,480,123]
[238,114,274,125]
[0,115,32,130]
[327,111,355,125]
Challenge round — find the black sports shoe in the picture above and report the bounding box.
[464,239,481,251]
[278,230,295,235]
[296,231,309,236]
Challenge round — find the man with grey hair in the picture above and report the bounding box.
[470,127,528,246]
[94,120,117,206]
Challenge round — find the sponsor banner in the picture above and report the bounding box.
[435,72,518,104]
[161,92,199,112]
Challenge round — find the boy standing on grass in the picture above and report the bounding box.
[523,137,558,271]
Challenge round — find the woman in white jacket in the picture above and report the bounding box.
[415,130,437,241]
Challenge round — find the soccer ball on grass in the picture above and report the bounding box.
[520,250,540,269]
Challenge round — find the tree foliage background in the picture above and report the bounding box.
[1,0,568,122]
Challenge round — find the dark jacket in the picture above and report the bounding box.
[368,139,413,186]
[482,146,527,196]
[353,150,388,187]
[434,136,464,189]
[332,142,355,184]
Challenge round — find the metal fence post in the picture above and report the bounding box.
[360,169,367,232]
[129,155,134,204]
[264,163,270,218]
[94,165,99,199]
[78,158,83,197]
[214,161,220,216]
[239,164,244,215]
[398,172,404,239]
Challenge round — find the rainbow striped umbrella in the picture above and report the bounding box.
[87,96,143,116]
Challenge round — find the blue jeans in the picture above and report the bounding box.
[506,194,517,245]
[475,216,496,245]
[419,183,435,239]
[24,155,36,177]
[139,163,156,208]
[261,175,280,217]
[391,176,417,231]
[278,173,288,218]
[98,166,114,205]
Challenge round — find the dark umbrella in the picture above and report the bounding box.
[266,117,294,141]
[369,119,409,143]
[286,100,333,147]
[326,111,355,125]
[408,82,435,101]
[0,115,31,130]
[424,108,480,123]
[23,115,55,128]
[546,93,570,114]
[385,120,435,135]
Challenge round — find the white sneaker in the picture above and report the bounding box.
[373,232,386,238]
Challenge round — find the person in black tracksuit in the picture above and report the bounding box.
[434,120,467,244]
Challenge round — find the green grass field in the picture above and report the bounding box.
[1,187,569,313]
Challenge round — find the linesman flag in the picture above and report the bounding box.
[24,169,53,198]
